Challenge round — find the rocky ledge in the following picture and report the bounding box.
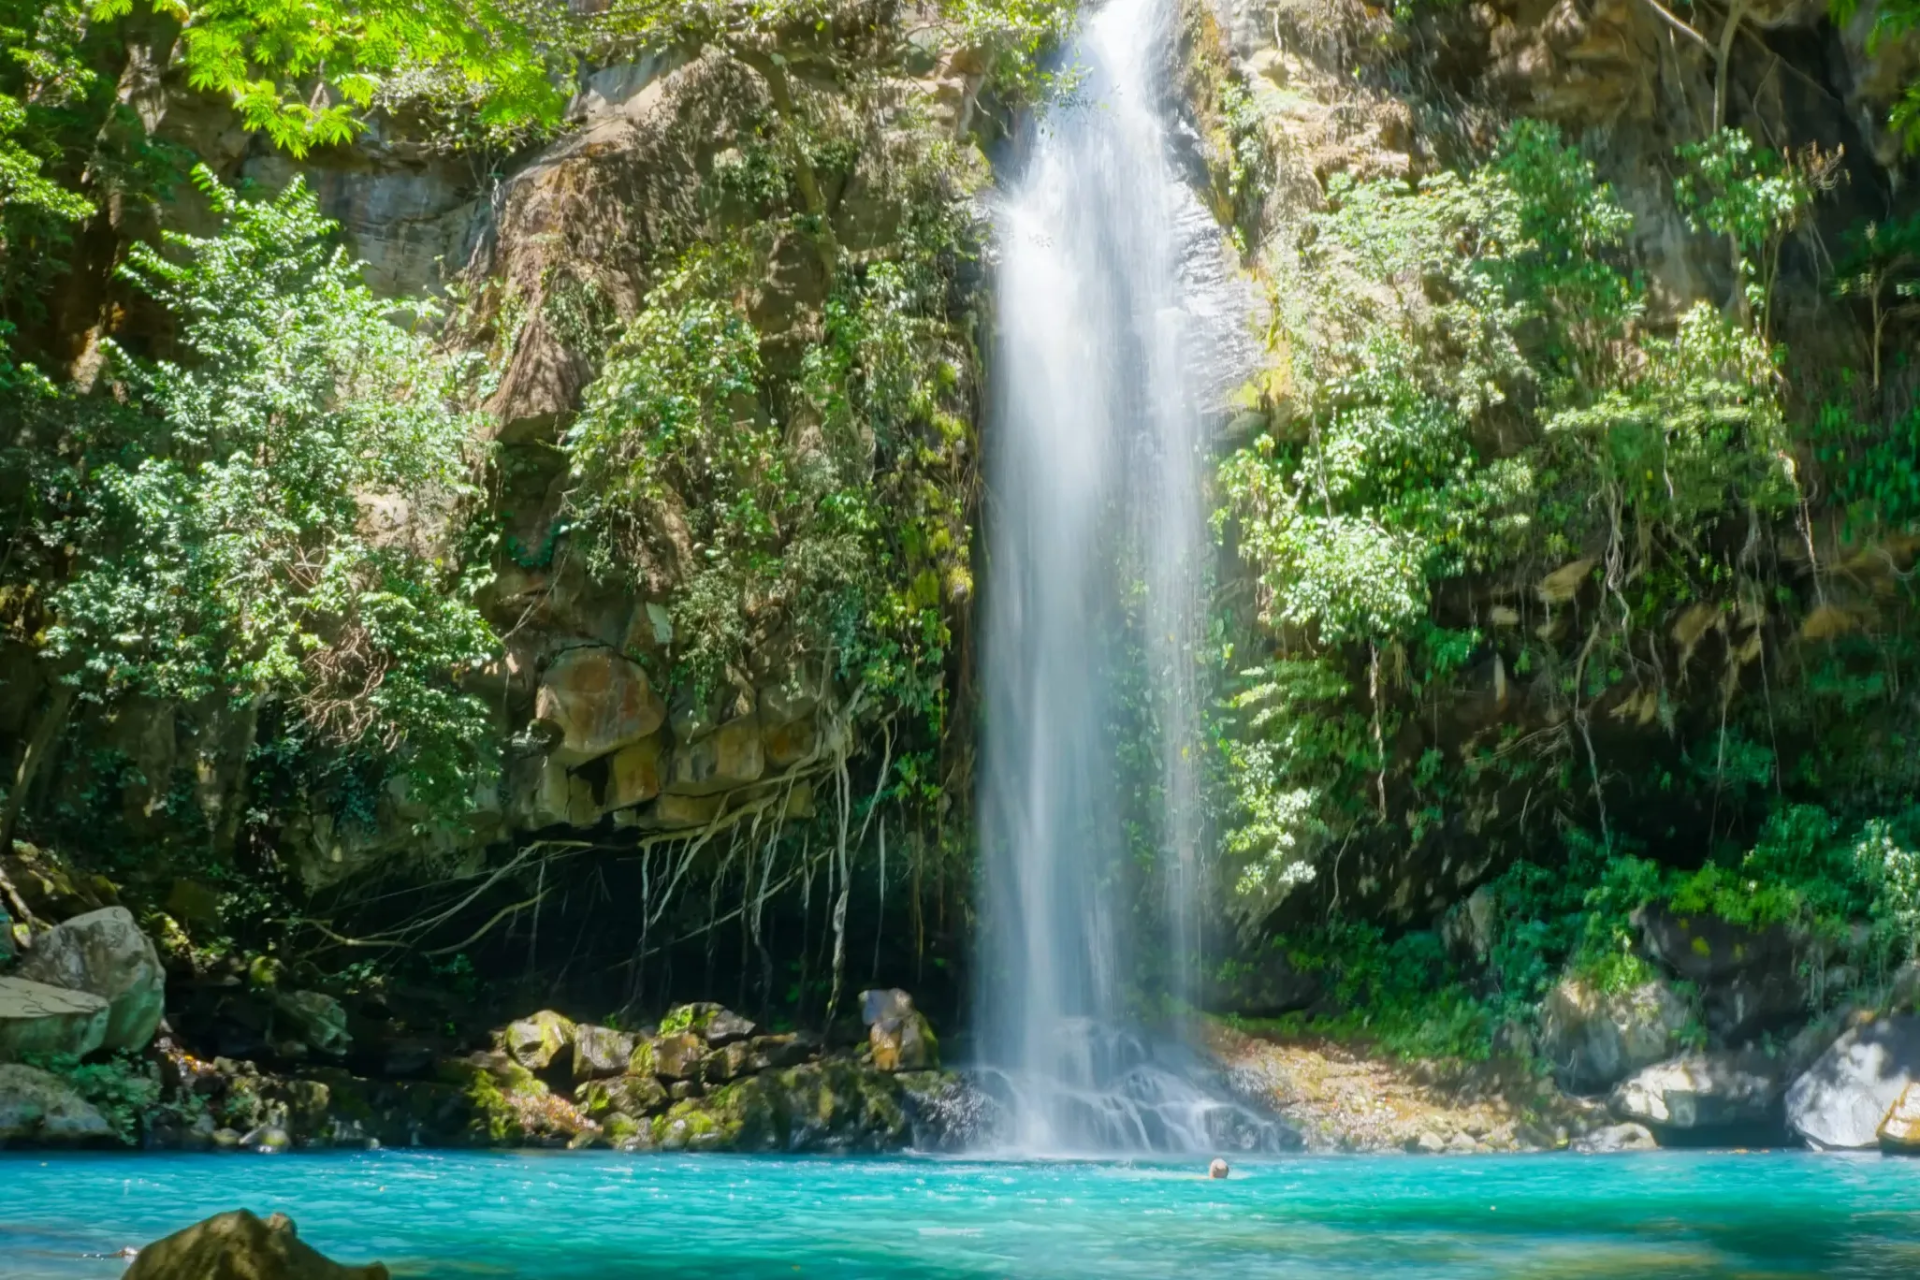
[139,988,967,1154]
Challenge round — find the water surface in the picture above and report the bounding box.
[5,1151,1920,1278]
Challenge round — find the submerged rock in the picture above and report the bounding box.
[0,1062,112,1143]
[1786,1015,1920,1150]
[1538,978,1690,1093]
[16,906,165,1052]
[1572,1122,1658,1153]
[1610,1052,1782,1132]
[0,975,109,1061]
[123,1209,388,1280]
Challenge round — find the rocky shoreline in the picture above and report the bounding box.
[8,892,1920,1157]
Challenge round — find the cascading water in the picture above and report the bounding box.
[974,0,1283,1155]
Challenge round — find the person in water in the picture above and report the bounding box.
[1208,1159,1229,1179]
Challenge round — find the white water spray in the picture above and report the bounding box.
[975,0,1282,1155]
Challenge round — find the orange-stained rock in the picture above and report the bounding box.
[535,648,665,766]
[1879,1082,1920,1152]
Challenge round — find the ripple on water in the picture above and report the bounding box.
[3,1151,1920,1279]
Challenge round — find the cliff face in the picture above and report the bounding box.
[1,8,1001,1025]
[6,0,1920,1087]
[1174,0,1920,1089]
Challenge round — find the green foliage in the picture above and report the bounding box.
[1273,924,1495,1061]
[1674,128,1821,326]
[1834,0,1920,150]
[565,120,974,727]
[87,0,569,156]
[27,1051,163,1144]
[41,170,497,823]
[1831,215,1920,388]
[1211,120,1824,931]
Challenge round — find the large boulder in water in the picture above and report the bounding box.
[0,1062,112,1143]
[16,906,165,1051]
[1786,1015,1920,1150]
[1610,1051,1782,1132]
[1538,977,1690,1093]
[124,1210,388,1280]
[0,975,109,1061]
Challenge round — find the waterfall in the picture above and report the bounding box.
[974,0,1282,1155]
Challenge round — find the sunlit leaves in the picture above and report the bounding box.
[44,171,495,822]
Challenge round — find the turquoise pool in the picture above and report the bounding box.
[4,1150,1919,1278]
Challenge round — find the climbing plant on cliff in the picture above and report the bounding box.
[40,170,497,827]
[1213,121,1817,928]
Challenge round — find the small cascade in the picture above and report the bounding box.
[967,1023,1294,1156]
[975,0,1273,1155]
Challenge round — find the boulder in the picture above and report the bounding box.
[665,715,764,795]
[1786,1015,1920,1150]
[1705,968,1806,1044]
[1636,905,1792,984]
[1610,1051,1782,1131]
[0,975,109,1061]
[0,1062,112,1143]
[1572,1122,1658,1153]
[860,988,914,1024]
[570,1024,635,1080]
[1538,978,1691,1093]
[577,1073,668,1120]
[860,990,937,1072]
[535,648,665,767]
[1889,961,1920,1014]
[703,1040,752,1083]
[1879,1082,1920,1153]
[1198,949,1323,1017]
[648,1031,707,1080]
[1636,905,1805,1043]
[648,793,724,829]
[17,906,165,1052]
[123,1210,389,1280]
[745,1033,816,1072]
[604,736,667,810]
[762,717,817,768]
[274,991,350,1058]
[660,1001,756,1045]
[502,1011,574,1071]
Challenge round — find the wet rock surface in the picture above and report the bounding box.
[123,1209,389,1280]
[1785,1015,1920,1150]
[15,906,165,1052]
[1609,1051,1784,1134]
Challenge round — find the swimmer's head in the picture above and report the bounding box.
[1208,1158,1229,1179]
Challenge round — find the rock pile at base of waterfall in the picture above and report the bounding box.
[143,994,968,1154]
